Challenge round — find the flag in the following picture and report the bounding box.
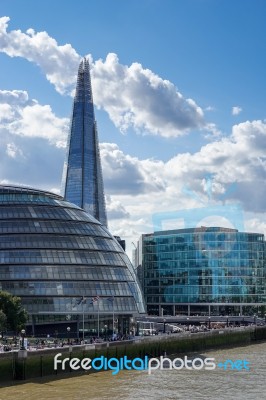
[91,295,100,304]
[76,296,86,305]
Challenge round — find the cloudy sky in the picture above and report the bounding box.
[0,0,266,257]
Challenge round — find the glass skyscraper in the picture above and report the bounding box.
[135,227,266,316]
[61,58,107,227]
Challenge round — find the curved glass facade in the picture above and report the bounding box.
[137,227,266,316]
[0,185,145,334]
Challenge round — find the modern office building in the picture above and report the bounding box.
[135,227,266,317]
[0,185,145,335]
[61,58,107,227]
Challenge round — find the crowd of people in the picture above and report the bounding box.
[0,333,134,352]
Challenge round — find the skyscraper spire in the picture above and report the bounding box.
[61,58,108,227]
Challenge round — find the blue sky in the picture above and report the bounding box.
[0,0,265,254]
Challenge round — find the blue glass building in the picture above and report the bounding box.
[61,58,107,227]
[0,185,145,335]
[135,227,266,316]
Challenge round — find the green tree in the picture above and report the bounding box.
[0,310,7,332]
[0,291,28,332]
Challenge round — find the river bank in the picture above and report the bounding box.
[0,325,265,385]
[0,341,265,400]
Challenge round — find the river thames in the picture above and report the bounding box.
[1,342,265,400]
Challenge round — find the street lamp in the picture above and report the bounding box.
[104,324,107,341]
[20,329,26,350]
[130,317,135,336]
[67,326,71,343]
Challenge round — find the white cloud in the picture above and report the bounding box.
[10,103,68,147]
[0,16,80,95]
[0,89,69,147]
[205,106,215,112]
[232,106,242,116]
[0,89,67,191]
[106,195,130,220]
[0,17,215,138]
[204,122,222,138]
[100,142,165,194]
[49,187,61,195]
[0,89,29,104]
[0,132,65,191]
[100,120,266,214]
[99,119,266,255]
[6,143,24,159]
[0,179,11,185]
[0,103,13,120]
[245,216,266,236]
[91,53,206,137]
[164,120,266,205]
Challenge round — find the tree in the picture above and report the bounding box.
[0,310,7,332]
[0,291,28,332]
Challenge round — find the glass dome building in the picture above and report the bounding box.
[0,185,145,336]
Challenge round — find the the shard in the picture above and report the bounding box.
[61,58,107,227]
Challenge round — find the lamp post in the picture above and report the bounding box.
[104,324,107,341]
[20,329,26,350]
[67,326,71,344]
[82,297,86,342]
[130,317,135,336]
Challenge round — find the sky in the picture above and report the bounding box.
[0,0,266,258]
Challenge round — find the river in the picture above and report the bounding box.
[0,342,265,400]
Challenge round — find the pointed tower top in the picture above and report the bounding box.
[61,58,108,227]
[74,57,94,105]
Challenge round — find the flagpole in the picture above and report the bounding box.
[97,299,100,338]
[82,297,85,341]
[112,296,115,336]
